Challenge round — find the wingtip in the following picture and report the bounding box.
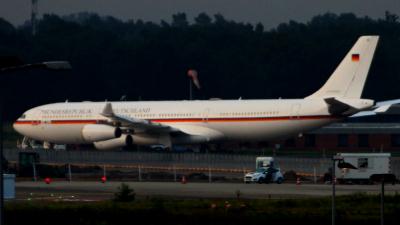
[101,102,114,117]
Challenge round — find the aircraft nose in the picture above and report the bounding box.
[13,121,24,135]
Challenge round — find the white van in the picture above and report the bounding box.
[244,157,284,184]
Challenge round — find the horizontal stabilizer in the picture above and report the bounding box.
[351,99,400,117]
[324,98,355,115]
[325,98,374,115]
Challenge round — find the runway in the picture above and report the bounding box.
[15,181,400,201]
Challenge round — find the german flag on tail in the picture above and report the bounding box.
[352,53,360,62]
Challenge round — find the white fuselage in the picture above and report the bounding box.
[14,99,346,145]
[13,36,380,148]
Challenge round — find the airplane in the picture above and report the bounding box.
[14,36,383,150]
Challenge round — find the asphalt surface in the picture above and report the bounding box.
[14,181,400,201]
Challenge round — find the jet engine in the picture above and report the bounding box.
[82,124,121,142]
[94,134,133,150]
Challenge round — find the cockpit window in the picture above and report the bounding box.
[19,114,26,119]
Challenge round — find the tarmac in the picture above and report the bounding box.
[14,181,400,201]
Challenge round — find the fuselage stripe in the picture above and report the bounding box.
[14,115,340,125]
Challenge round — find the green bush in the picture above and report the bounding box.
[113,183,136,202]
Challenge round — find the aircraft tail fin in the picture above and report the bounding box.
[306,36,379,99]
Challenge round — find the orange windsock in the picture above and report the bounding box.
[187,69,201,89]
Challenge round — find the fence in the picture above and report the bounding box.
[3,148,400,179]
[3,149,331,174]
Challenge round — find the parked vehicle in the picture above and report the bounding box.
[335,153,396,184]
[244,157,284,184]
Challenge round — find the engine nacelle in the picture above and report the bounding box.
[82,124,121,142]
[94,134,133,150]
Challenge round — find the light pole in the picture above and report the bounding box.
[381,177,384,225]
[370,173,393,225]
[0,60,71,225]
[189,79,192,100]
[331,155,340,225]
[331,155,357,225]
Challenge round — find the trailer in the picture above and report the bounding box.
[335,153,396,184]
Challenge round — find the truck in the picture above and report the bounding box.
[244,157,284,184]
[335,153,396,184]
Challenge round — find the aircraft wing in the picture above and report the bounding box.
[100,102,179,133]
[351,99,400,117]
[100,103,224,142]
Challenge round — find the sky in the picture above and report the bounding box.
[1,0,400,29]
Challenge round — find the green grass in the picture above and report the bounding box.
[5,194,400,225]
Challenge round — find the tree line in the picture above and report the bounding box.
[1,11,400,120]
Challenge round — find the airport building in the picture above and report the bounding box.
[277,116,400,151]
[281,123,400,151]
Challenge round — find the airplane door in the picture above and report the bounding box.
[290,104,301,119]
[202,108,210,123]
[39,119,50,141]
